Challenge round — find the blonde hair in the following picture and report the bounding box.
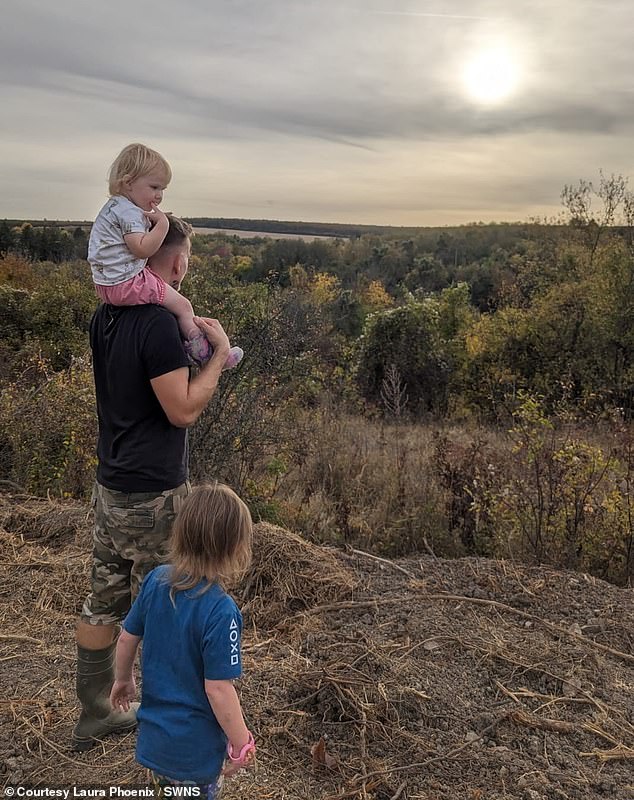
[108,143,172,196]
[167,483,253,597]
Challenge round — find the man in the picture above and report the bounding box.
[73,216,230,750]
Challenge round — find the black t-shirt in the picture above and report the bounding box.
[90,304,190,492]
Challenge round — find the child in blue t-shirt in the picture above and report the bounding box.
[110,483,256,797]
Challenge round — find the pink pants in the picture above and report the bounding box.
[95,268,166,306]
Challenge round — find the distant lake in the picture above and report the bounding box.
[193,227,338,242]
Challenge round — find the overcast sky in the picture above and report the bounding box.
[2,0,633,225]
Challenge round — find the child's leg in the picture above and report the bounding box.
[162,284,212,365]
[162,283,243,370]
[96,272,241,369]
[162,283,199,341]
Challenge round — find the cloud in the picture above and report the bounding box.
[2,0,634,222]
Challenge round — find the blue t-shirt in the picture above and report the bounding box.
[123,565,243,783]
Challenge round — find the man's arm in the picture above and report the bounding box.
[150,318,231,428]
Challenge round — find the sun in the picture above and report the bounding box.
[462,46,520,105]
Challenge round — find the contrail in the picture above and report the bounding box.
[371,11,498,21]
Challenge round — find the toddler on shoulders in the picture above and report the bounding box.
[88,143,242,369]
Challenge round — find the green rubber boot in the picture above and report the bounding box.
[72,642,139,751]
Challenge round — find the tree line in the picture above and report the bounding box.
[0,221,88,263]
[1,174,634,583]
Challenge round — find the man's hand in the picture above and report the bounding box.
[110,677,136,712]
[194,317,231,357]
[150,318,232,428]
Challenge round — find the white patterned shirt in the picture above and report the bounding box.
[88,196,150,286]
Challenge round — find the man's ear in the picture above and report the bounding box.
[173,252,187,280]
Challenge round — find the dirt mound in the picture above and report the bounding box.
[240,522,357,628]
[1,495,633,799]
[0,492,89,547]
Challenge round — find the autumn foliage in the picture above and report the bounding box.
[2,175,634,584]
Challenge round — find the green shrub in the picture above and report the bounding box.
[26,265,97,369]
[356,298,449,415]
[0,354,97,497]
[469,395,634,584]
[0,285,30,349]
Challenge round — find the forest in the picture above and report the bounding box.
[1,174,633,586]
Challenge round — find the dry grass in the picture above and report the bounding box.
[276,412,514,560]
[0,493,90,546]
[279,412,461,556]
[1,492,634,799]
[240,523,358,629]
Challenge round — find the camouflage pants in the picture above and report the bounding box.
[81,481,191,626]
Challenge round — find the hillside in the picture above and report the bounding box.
[1,492,633,799]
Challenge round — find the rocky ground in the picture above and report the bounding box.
[1,493,633,799]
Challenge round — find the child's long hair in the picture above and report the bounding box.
[167,483,252,597]
[108,143,172,196]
